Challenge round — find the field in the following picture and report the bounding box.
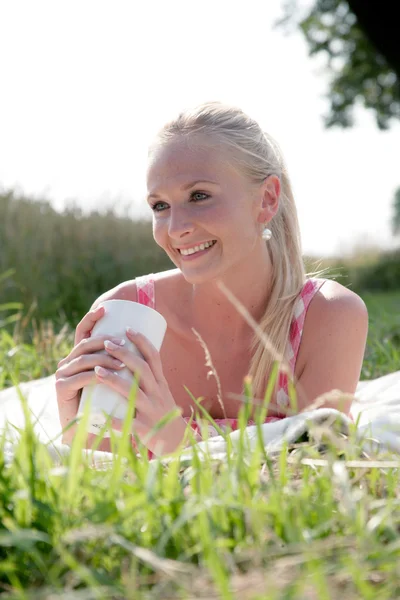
[1,194,400,599]
[361,291,400,379]
[0,286,399,598]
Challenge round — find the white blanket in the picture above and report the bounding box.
[1,372,400,462]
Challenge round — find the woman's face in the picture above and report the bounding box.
[146,136,265,283]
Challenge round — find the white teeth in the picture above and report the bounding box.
[180,240,216,256]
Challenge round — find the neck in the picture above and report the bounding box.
[187,242,273,345]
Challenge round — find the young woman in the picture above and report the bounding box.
[55,101,368,457]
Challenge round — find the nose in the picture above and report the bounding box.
[167,206,195,239]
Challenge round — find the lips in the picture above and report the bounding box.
[178,240,217,259]
[176,240,217,252]
[177,240,217,256]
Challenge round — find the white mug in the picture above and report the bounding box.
[78,299,167,436]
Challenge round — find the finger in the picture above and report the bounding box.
[74,305,106,345]
[55,371,98,400]
[58,335,126,368]
[68,336,125,364]
[103,341,155,394]
[58,354,126,378]
[94,367,150,412]
[126,329,165,383]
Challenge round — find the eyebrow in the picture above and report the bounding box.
[147,180,219,201]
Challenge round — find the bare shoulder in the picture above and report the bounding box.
[89,268,183,310]
[90,280,138,309]
[295,278,369,412]
[299,279,369,361]
[307,278,368,330]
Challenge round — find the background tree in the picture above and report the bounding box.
[392,188,400,237]
[277,0,400,129]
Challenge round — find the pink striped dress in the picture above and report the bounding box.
[136,273,326,445]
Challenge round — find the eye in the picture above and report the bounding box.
[150,201,169,212]
[190,191,210,202]
[150,191,210,212]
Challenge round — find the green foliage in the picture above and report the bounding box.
[309,248,400,294]
[0,271,74,389]
[355,251,400,292]
[0,315,73,390]
[361,291,400,379]
[277,0,400,129]
[0,189,173,327]
[1,387,400,598]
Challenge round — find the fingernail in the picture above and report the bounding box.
[112,359,125,368]
[104,340,119,350]
[126,327,137,335]
[110,338,125,346]
[95,366,109,377]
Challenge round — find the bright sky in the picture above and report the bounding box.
[1,0,399,257]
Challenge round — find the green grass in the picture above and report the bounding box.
[360,291,400,379]
[1,382,400,599]
[0,291,399,598]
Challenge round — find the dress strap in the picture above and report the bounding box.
[276,278,327,409]
[287,278,327,374]
[135,273,156,309]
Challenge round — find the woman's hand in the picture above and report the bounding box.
[55,305,126,446]
[94,327,187,456]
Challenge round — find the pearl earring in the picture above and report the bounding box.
[262,224,272,241]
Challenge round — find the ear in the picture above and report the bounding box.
[257,175,281,224]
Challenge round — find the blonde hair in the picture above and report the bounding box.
[148,101,322,402]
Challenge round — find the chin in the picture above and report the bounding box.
[179,263,229,286]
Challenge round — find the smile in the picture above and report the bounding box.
[179,240,217,256]
[178,240,217,260]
